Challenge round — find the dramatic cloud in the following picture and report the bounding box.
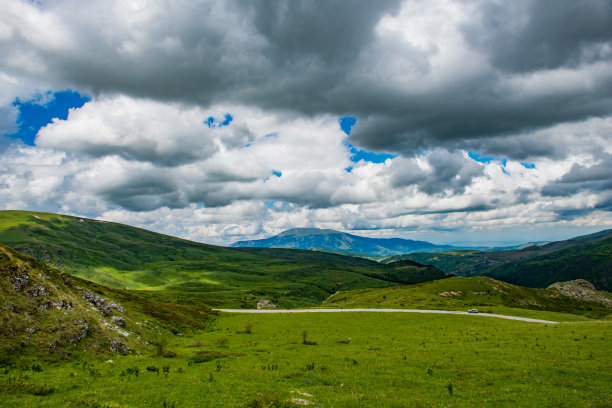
[0,0,611,244]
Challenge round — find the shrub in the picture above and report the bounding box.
[190,350,226,363]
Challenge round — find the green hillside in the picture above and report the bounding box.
[483,234,612,291]
[0,243,213,364]
[324,276,612,319]
[0,211,444,307]
[394,229,612,291]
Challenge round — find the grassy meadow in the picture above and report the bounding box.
[1,312,611,408]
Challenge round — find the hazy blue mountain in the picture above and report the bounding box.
[231,228,456,256]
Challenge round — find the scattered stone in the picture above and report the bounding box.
[6,303,16,312]
[291,391,314,398]
[66,319,89,344]
[38,273,46,280]
[290,398,314,406]
[27,327,39,334]
[110,339,129,355]
[54,299,73,310]
[81,289,124,316]
[8,269,29,291]
[105,360,114,364]
[61,274,74,287]
[111,316,126,328]
[38,302,51,310]
[257,299,277,309]
[48,341,58,354]
[28,284,51,297]
[108,302,124,314]
[438,291,462,297]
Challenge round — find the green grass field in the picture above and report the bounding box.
[1,312,611,407]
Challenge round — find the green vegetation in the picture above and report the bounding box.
[0,243,213,365]
[0,211,444,307]
[324,277,612,319]
[1,312,611,407]
[483,236,612,291]
[394,229,612,291]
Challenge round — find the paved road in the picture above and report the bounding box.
[214,308,559,324]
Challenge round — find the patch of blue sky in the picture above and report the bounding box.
[468,151,507,167]
[263,171,282,182]
[521,162,536,169]
[339,116,357,135]
[339,116,396,164]
[7,90,90,145]
[349,148,396,163]
[345,166,353,173]
[264,201,275,209]
[205,113,233,128]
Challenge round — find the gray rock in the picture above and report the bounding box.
[61,274,74,287]
[6,303,16,312]
[28,284,51,297]
[81,290,123,316]
[27,327,39,334]
[54,299,73,310]
[111,316,126,328]
[8,269,29,291]
[109,339,129,355]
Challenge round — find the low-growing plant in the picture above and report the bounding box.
[30,363,42,372]
[301,330,317,345]
[146,365,159,374]
[216,337,229,347]
[190,350,226,363]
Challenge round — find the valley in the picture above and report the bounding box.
[1,210,611,407]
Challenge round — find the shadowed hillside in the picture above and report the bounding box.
[393,229,612,291]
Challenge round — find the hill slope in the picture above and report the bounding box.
[394,229,612,291]
[231,227,455,256]
[324,276,612,319]
[0,211,445,307]
[0,243,213,364]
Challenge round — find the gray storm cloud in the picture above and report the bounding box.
[1,0,610,159]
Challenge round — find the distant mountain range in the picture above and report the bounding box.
[231,228,456,256]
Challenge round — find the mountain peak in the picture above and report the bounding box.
[232,228,454,256]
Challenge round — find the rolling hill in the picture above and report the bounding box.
[231,227,455,256]
[393,229,612,291]
[324,276,612,319]
[0,211,445,307]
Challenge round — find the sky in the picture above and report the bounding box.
[0,0,611,246]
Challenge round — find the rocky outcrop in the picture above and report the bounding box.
[110,339,129,354]
[81,289,124,316]
[111,316,126,328]
[257,299,277,309]
[7,269,29,291]
[548,279,612,305]
[28,283,51,297]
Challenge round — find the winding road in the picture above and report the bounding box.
[214,308,559,324]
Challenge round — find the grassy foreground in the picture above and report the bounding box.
[1,312,611,408]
